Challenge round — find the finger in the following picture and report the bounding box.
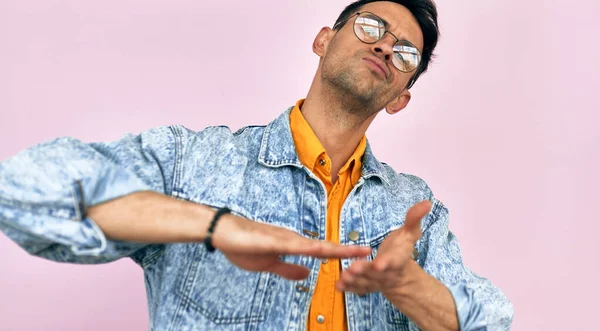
[251,223,372,258]
[342,283,379,296]
[346,260,384,280]
[340,261,386,283]
[346,259,371,275]
[372,240,415,271]
[266,261,311,281]
[404,200,432,240]
[346,261,388,283]
[372,255,389,272]
[281,238,372,259]
[339,270,369,289]
[340,262,382,286]
[337,272,379,295]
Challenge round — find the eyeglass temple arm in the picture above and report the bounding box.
[332,12,361,30]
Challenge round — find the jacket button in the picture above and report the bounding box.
[348,231,360,241]
[296,285,309,293]
[319,159,326,166]
[412,248,419,260]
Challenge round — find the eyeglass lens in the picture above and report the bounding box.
[353,13,420,72]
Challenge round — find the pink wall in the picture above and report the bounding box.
[1,0,598,330]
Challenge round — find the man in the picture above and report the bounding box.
[0,0,513,330]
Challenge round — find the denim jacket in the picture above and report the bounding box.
[0,107,513,331]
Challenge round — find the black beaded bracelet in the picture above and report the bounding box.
[204,207,231,253]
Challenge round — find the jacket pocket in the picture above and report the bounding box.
[385,302,411,329]
[176,243,275,324]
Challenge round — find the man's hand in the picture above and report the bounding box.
[212,213,372,281]
[335,200,432,296]
[89,191,371,281]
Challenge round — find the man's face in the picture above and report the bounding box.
[320,1,424,112]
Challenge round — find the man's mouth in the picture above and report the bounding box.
[362,57,388,80]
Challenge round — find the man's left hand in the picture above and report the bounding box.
[336,200,432,296]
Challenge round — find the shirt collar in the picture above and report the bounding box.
[258,101,390,185]
[291,100,368,184]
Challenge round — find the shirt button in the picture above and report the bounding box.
[296,285,309,293]
[322,258,328,264]
[319,159,326,166]
[348,231,360,241]
[316,315,325,324]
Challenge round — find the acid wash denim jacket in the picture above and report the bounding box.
[0,107,513,331]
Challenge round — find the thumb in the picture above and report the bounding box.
[404,200,432,240]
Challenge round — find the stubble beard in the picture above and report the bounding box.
[321,54,387,119]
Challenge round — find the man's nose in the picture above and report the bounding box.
[371,32,396,63]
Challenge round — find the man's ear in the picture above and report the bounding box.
[313,27,335,58]
[385,89,412,115]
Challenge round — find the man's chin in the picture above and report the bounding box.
[344,90,381,109]
[323,72,381,104]
[350,84,381,103]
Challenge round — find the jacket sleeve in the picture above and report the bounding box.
[0,125,183,264]
[410,199,514,331]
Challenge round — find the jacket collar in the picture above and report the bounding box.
[258,107,390,185]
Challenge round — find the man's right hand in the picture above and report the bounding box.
[89,191,370,280]
[212,213,371,280]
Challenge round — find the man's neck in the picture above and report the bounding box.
[300,92,377,179]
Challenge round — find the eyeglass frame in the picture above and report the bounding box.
[332,11,422,73]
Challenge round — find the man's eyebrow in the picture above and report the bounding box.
[379,15,414,42]
[365,11,414,42]
[377,15,391,28]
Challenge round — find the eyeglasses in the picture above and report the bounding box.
[333,12,421,73]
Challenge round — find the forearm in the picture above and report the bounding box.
[385,261,459,331]
[88,191,215,243]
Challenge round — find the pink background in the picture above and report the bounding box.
[1,0,598,330]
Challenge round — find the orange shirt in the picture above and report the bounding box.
[290,100,366,331]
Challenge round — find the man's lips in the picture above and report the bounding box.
[362,57,388,80]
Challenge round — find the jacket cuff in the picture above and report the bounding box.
[447,283,488,331]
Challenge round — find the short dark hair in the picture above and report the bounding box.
[333,0,440,89]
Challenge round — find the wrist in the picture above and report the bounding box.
[204,207,231,252]
[182,202,219,242]
[383,260,426,304]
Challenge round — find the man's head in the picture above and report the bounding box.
[312,0,439,116]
